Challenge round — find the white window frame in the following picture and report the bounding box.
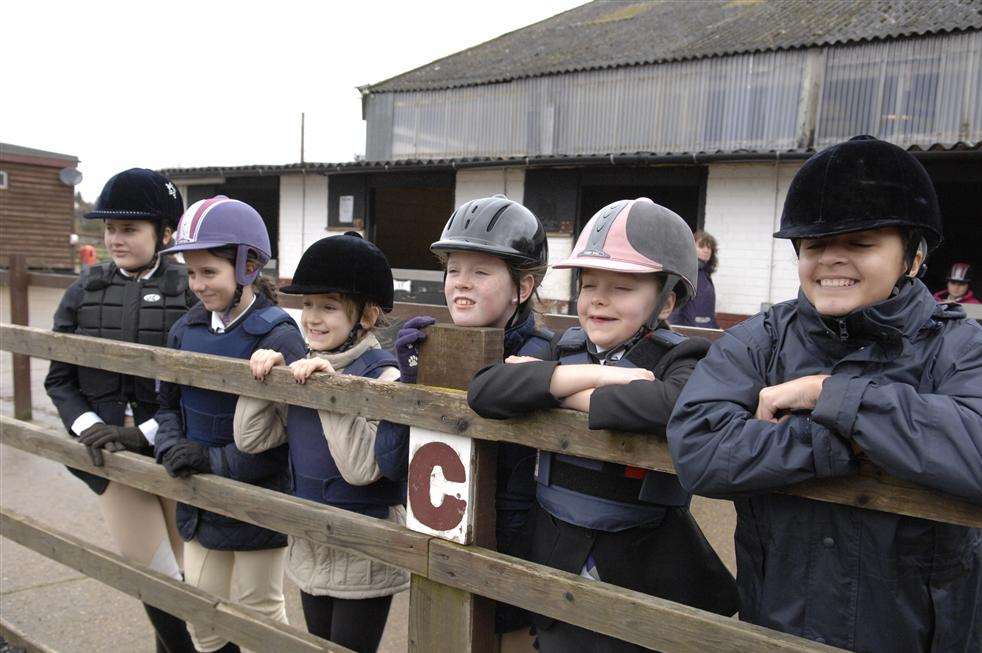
[0,170,8,190]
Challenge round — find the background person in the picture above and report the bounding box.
[44,168,196,653]
[669,229,718,328]
[934,261,979,304]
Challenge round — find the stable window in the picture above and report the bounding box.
[0,170,8,190]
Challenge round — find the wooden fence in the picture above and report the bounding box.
[1,260,980,652]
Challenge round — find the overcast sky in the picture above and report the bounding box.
[3,0,584,201]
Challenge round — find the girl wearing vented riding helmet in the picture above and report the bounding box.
[469,198,737,653]
[391,195,552,650]
[234,233,407,653]
[669,135,982,652]
[154,197,306,653]
[44,167,196,653]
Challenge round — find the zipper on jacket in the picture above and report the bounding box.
[837,320,849,340]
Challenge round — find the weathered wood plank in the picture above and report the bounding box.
[8,255,32,420]
[0,416,430,574]
[0,507,350,653]
[409,325,500,653]
[427,539,845,653]
[1,324,979,528]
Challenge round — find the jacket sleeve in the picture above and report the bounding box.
[206,321,306,481]
[468,360,562,419]
[43,281,93,433]
[588,351,699,434]
[233,396,288,453]
[811,324,982,503]
[154,320,188,460]
[319,365,400,485]
[375,419,409,482]
[667,325,858,499]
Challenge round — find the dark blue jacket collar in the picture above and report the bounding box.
[504,309,538,357]
[184,293,275,329]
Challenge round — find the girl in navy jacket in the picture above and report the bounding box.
[233,233,406,653]
[469,198,737,653]
[154,197,305,653]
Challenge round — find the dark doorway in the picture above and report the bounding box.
[185,176,280,263]
[578,185,701,233]
[920,159,981,299]
[372,186,454,270]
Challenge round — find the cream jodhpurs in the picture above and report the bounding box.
[97,480,183,580]
[183,538,288,652]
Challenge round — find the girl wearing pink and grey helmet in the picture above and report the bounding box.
[154,197,306,653]
[468,198,737,653]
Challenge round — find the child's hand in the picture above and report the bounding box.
[755,374,829,422]
[290,357,335,384]
[506,355,541,364]
[593,366,655,387]
[250,349,285,381]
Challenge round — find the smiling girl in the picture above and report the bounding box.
[153,197,306,653]
[234,233,407,653]
[468,198,737,653]
[668,136,982,651]
[44,168,196,653]
[390,195,551,650]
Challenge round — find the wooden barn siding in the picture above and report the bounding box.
[0,161,74,269]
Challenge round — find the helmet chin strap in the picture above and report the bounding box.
[644,273,680,333]
[220,284,245,327]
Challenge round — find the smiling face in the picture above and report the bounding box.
[798,227,917,317]
[444,251,519,328]
[300,293,362,351]
[184,249,241,312]
[104,219,158,271]
[696,240,713,263]
[576,269,669,350]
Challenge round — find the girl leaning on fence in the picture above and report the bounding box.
[467,198,739,653]
[668,135,982,652]
[43,168,197,653]
[152,197,306,653]
[390,195,553,652]
[233,233,408,653]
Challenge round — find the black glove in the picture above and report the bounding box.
[77,424,113,467]
[161,441,213,478]
[78,424,148,453]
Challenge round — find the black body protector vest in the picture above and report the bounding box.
[75,259,192,406]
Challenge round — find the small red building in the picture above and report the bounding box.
[0,143,81,269]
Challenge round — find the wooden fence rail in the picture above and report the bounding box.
[2,323,980,529]
[0,416,844,653]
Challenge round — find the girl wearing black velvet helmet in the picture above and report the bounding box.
[44,168,196,653]
[669,136,982,652]
[390,195,552,651]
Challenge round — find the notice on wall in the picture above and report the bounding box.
[406,426,476,544]
[339,195,354,224]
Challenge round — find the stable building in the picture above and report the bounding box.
[162,0,982,322]
[0,143,81,269]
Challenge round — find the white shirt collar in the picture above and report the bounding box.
[211,295,257,333]
[117,258,160,280]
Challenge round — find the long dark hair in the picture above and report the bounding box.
[695,230,718,276]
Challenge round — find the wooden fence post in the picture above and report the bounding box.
[9,254,32,420]
[408,324,503,653]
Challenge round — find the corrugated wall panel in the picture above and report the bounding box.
[816,31,982,147]
[366,48,808,160]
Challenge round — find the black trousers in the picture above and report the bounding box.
[300,591,392,653]
[527,502,738,653]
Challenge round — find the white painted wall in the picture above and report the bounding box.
[541,235,573,305]
[453,168,525,206]
[703,162,803,316]
[278,173,330,279]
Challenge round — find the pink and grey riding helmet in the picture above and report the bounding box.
[161,196,271,286]
[555,197,698,314]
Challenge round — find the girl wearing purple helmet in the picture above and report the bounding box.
[154,197,306,653]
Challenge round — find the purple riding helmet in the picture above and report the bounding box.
[161,195,271,286]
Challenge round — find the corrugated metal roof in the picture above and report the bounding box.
[364,0,982,93]
[159,141,981,179]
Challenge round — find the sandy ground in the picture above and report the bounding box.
[0,284,735,652]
